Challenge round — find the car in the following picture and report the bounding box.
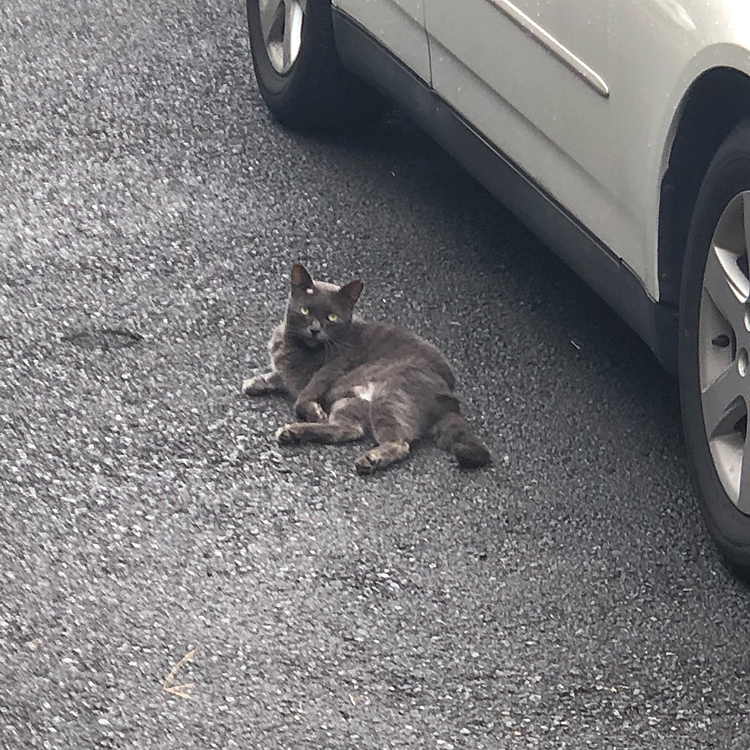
[245,0,750,569]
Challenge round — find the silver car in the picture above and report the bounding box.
[245,0,750,569]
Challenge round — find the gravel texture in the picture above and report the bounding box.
[2,1,750,748]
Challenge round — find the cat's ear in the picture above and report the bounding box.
[336,279,364,310]
[291,263,314,295]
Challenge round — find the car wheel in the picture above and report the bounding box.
[680,120,750,570]
[245,0,378,130]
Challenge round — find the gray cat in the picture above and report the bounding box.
[243,264,491,474]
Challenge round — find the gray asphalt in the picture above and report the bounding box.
[1,1,749,748]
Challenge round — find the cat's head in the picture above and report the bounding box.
[285,263,363,347]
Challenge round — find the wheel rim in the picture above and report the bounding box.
[258,0,306,75]
[699,190,750,512]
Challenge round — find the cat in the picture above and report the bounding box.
[243,263,491,474]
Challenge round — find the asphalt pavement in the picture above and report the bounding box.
[2,1,749,748]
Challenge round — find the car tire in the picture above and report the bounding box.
[680,119,750,570]
[245,0,380,131]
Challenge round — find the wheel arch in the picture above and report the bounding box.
[658,67,750,311]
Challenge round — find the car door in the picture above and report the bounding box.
[424,0,650,287]
[334,0,431,83]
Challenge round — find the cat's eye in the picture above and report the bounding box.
[328,313,339,322]
[300,307,309,316]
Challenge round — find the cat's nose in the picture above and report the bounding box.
[309,320,321,336]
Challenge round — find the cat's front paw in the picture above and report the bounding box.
[276,424,303,445]
[243,375,268,396]
[355,452,376,475]
[243,371,283,397]
[295,400,327,423]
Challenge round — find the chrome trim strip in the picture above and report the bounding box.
[487,0,610,98]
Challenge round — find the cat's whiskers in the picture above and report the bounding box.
[325,337,354,360]
[331,334,354,350]
[323,338,342,362]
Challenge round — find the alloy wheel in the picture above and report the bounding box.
[258,0,307,75]
[699,191,750,511]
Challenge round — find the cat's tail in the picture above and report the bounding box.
[433,403,492,469]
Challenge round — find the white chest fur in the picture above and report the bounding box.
[353,383,377,402]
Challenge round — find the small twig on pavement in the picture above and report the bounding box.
[163,648,197,699]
